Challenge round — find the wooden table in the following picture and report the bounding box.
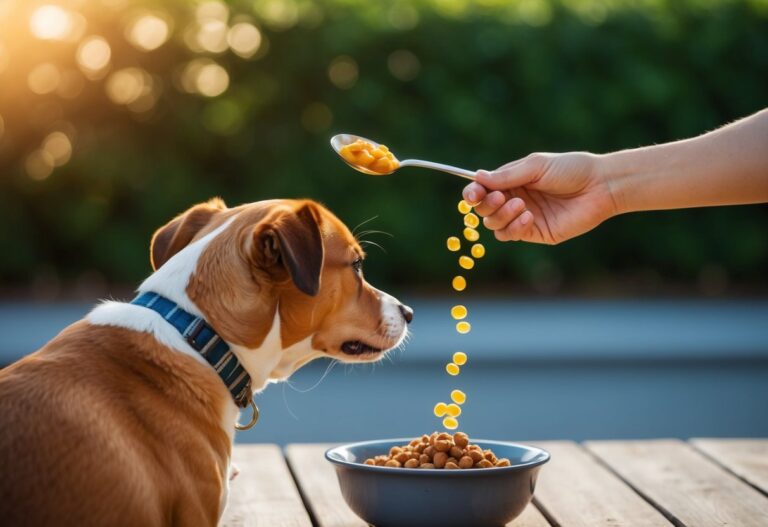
[221,439,768,526]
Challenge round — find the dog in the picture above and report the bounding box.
[0,198,412,526]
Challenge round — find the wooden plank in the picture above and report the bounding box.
[221,444,312,527]
[586,439,768,527]
[691,438,768,496]
[531,441,670,526]
[285,443,551,527]
[284,444,367,527]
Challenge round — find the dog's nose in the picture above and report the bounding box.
[399,304,414,324]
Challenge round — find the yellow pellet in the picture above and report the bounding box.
[464,213,479,229]
[450,305,467,320]
[446,363,460,376]
[433,402,448,417]
[452,276,466,291]
[456,321,471,334]
[443,416,459,430]
[463,227,479,242]
[471,243,485,258]
[446,236,460,252]
[451,389,467,404]
[459,256,474,270]
[458,200,472,214]
[453,352,467,365]
[446,403,462,417]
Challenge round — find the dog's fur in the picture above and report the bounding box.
[0,199,410,527]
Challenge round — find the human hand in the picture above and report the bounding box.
[463,152,618,244]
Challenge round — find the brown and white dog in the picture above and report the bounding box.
[0,198,412,527]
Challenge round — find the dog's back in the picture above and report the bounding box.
[0,321,230,527]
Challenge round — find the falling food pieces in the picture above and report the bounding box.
[451,389,466,404]
[464,213,479,229]
[446,236,461,252]
[452,352,467,365]
[446,363,460,376]
[471,243,485,258]
[452,276,466,291]
[463,227,479,242]
[458,200,472,214]
[456,321,471,334]
[450,305,467,320]
[459,256,474,270]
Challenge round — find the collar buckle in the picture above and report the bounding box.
[184,318,207,350]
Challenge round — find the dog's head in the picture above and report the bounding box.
[146,198,412,383]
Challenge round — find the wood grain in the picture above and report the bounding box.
[221,444,312,527]
[691,438,768,496]
[587,439,768,527]
[532,441,670,527]
[285,444,367,527]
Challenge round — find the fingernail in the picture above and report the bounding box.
[467,190,476,202]
[520,211,531,225]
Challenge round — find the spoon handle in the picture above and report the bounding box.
[400,159,476,181]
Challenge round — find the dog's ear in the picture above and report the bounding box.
[252,202,324,296]
[150,198,227,271]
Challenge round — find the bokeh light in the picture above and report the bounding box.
[227,22,261,58]
[29,5,72,40]
[25,149,55,180]
[126,13,170,51]
[196,1,228,24]
[77,36,111,76]
[182,59,229,97]
[387,50,421,81]
[42,131,72,166]
[28,63,61,94]
[0,43,8,75]
[196,19,228,53]
[328,56,358,89]
[301,102,333,133]
[105,67,153,106]
[253,0,298,30]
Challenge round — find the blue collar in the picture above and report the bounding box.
[131,292,252,408]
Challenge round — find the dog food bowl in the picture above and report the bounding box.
[325,438,550,527]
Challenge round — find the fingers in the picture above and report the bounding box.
[482,197,526,230]
[473,190,506,217]
[495,211,534,242]
[476,154,545,191]
[462,177,488,206]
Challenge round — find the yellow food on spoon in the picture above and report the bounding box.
[339,139,399,174]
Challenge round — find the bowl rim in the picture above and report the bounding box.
[325,438,551,475]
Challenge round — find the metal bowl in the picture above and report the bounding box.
[326,438,550,527]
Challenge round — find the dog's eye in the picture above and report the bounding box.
[352,257,363,274]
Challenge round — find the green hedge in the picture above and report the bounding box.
[1,0,766,295]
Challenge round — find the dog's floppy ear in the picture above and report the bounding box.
[253,202,324,296]
[150,198,227,271]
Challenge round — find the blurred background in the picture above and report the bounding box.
[0,0,766,443]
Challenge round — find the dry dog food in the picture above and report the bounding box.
[363,432,511,469]
[339,139,399,174]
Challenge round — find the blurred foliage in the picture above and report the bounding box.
[0,0,767,297]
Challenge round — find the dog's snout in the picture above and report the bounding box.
[399,304,414,324]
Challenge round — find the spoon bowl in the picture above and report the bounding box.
[330,133,476,180]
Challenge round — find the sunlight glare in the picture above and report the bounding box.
[28,63,61,94]
[30,5,73,40]
[127,13,170,51]
[42,131,72,166]
[227,23,261,58]
[77,36,111,75]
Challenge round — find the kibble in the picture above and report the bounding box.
[458,200,472,214]
[446,236,461,252]
[459,256,474,269]
[433,402,448,417]
[446,403,462,417]
[450,305,467,320]
[451,389,466,404]
[442,417,459,430]
[464,213,480,228]
[445,363,460,376]
[452,352,467,365]
[463,227,480,242]
[363,432,510,470]
[452,276,466,291]
[456,321,471,334]
[471,243,485,258]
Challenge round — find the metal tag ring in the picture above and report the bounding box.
[235,399,260,431]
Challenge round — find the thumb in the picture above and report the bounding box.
[476,155,545,190]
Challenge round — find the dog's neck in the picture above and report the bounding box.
[88,214,323,398]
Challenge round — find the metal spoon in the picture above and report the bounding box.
[330,133,476,181]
